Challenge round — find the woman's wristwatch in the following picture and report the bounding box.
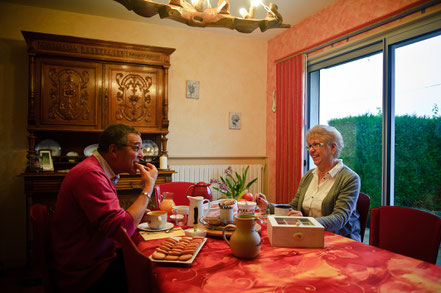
[140,192,151,199]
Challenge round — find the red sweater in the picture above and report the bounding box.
[51,156,135,292]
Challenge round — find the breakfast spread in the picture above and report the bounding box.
[151,236,205,261]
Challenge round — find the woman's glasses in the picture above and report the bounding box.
[306,142,324,151]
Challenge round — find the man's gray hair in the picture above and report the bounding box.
[98,124,140,153]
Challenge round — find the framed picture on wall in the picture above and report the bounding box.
[229,112,241,130]
[186,80,200,99]
[39,150,54,171]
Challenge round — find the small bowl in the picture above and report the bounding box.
[184,228,207,237]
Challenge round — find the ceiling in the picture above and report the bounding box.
[2,0,339,40]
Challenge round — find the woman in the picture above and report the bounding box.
[257,125,361,241]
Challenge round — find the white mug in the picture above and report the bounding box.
[219,207,234,224]
[146,211,167,229]
[274,204,291,216]
[237,201,257,215]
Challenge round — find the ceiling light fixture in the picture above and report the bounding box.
[115,0,290,33]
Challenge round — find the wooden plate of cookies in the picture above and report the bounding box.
[149,236,207,265]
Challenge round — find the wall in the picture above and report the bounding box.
[0,2,267,266]
[265,0,431,203]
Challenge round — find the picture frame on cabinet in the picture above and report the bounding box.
[229,112,241,130]
[39,150,54,171]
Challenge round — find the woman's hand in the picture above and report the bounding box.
[255,193,269,210]
[288,210,303,217]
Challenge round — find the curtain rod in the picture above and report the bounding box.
[277,0,440,64]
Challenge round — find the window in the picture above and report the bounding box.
[308,53,383,208]
[392,34,441,211]
[307,14,441,214]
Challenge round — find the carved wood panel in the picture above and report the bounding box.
[38,58,102,129]
[106,64,163,132]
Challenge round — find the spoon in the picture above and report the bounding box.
[165,227,175,233]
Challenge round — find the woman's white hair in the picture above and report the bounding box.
[305,125,344,158]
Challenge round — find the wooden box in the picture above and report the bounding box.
[267,215,324,248]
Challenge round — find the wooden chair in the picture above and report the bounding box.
[369,206,441,264]
[356,192,370,242]
[154,181,195,208]
[116,226,159,293]
[30,204,55,293]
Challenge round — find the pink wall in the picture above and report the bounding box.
[265,0,429,201]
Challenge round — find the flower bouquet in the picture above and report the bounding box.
[210,166,258,200]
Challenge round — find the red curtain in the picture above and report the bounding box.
[275,55,304,204]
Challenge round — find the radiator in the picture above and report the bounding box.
[170,164,265,201]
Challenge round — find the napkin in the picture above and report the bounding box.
[139,227,186,240]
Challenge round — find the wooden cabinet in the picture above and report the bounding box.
[21,31,176,265]
[106,64,165,131]
[37,58,103,130]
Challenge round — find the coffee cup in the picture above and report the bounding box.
[274,204,292,216]
[146,211,167,229]
[219,207,234,224]
[172,205,189,226]
[237,201,257,215]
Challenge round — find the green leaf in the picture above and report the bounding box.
[245,178,258,189]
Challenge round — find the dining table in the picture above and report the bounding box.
[133,221,441,293]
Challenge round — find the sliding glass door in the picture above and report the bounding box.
[308,53,383,208]
[307,15,441,214]
[392,33,441,213]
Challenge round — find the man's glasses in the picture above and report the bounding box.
[306,142,324,151]
[120,144,142,153]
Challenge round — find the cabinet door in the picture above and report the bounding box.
[106,64,164,132]
[37,58,102,130]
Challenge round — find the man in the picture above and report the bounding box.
[51,124,158,292]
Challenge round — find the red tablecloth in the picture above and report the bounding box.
[134,224,441,293]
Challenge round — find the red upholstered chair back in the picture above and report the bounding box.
[116,226,159,293]
[154,182,195,208]
[369,206,441,264]
[356,192,370,242]
[30,204,55,293]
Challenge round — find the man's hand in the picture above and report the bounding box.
[141,209,151,223]
[136,163,158,194]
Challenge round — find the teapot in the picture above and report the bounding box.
[186,182,212,201]
[223,214,261,259]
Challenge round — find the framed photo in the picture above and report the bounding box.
[39,150,54,171]
[229,112,241,130]
[186,80,200,99]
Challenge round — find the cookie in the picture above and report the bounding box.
[152,251,166,260]
[165,255,179,260]
[182,249,196,255]
[155,248,169,254]
[179,254,193,261]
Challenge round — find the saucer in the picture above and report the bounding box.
[137,222,174,232]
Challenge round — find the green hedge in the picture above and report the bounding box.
[329,114,441,216]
